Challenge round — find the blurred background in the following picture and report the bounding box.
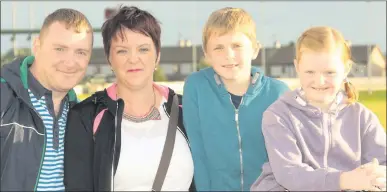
[1,1,386,128]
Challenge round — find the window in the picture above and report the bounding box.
[180,63,192,75]
[86,65,98,76]
[159,64,178,75]
[270,66,283,77]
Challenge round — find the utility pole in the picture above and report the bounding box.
[366,1,372,95]
[12,2,17,56]
[29,3,34,50]
[260,2,266,75]
[192,2,198,72]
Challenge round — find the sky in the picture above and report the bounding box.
[1,1,386,54]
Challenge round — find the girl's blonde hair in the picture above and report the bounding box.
[295,26,358,104]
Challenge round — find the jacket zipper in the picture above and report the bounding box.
[229,96,244,191]
[111,102,119,191]
[327,113,332,164]
[322,113,331,167]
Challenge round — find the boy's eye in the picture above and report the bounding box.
[306,71,314,74]
[117,50,127,54]
[139,48,149,52]
[214,47,223,50]
[55,48,64,52]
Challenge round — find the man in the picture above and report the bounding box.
[0,8,93,191]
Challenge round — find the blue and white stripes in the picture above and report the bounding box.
[29,89,68,191]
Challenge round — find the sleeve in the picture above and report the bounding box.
[1,81,13,117]
[64,109,94,191]
[261,109,342,191]
[182,75,211,191]
[361,109,386,165]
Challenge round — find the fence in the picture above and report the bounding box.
[74,77,386,96]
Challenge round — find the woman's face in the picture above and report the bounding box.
[109,27,160,90]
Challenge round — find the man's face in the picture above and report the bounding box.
[32,21,93,93]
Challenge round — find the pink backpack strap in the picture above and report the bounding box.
[93,109,107,135]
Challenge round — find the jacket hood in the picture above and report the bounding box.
[89,82,179,115]
[1,56,77,103]
[279,88,349,118]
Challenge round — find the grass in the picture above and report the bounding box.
[77,89,386,130]
[358,90,386,130]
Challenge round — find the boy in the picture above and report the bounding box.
[182,7,289,191]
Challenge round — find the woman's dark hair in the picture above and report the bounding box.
[101,6,161,59]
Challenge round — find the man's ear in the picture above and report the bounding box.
[32,36,41,56]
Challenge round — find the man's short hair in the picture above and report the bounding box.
[40,8,93,42]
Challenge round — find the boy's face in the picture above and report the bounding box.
[205,31,258,81]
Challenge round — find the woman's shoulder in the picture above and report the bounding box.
[71,90,107,113]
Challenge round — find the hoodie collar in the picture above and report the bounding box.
[19,56,77,102]
[206,66,264,96]
[293,87,347,116]
[105,82,171,101]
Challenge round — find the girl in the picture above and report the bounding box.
[251,26,386,191]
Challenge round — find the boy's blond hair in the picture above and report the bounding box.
[202,7,258,52]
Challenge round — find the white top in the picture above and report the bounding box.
[113,99,194,191]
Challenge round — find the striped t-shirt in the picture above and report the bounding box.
[29,89,68,191]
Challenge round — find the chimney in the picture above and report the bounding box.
[186,40,192,47]
[274,40,281,49]
[179,39,186,47]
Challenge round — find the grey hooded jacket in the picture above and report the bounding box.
[251,88,386,191]
[0,56,77,191]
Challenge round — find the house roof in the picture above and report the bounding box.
[252,45,378,65]
[89,46,205,65]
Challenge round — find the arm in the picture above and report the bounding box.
[1,81,12,118]
[361,110,386,166]
[262,109,342,191]
[182,75,210,191]
[64,109,94,191]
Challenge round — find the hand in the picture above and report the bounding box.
[340,158,386,191]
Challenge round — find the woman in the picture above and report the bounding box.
[64,6,195,191]
[251,26,386,191]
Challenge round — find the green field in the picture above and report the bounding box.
[358,90,386,130]
[78,90,386,130]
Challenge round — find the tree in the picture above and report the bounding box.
[154,67,168,82]
[288,41,295,47]
[197,57,210,71]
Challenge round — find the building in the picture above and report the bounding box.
[3,43,385,81]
